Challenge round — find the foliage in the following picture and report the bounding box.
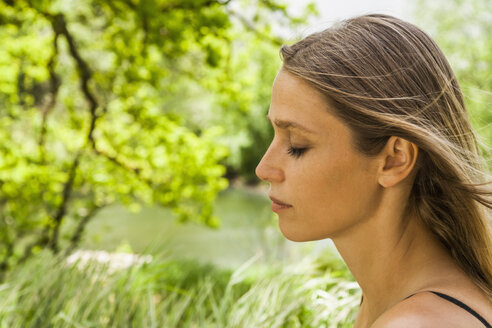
[0,250,359,327]
[0,0,315,271]
[197,30,280,183]
[177,2,318,183]
[414,0,492,164]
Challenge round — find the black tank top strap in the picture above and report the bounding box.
[405,290,491,328]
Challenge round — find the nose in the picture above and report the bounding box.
[255,144,285,183]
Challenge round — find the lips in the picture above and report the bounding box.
[269,195,292,213]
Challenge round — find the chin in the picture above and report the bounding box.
[279,224,327,242]
[282,234,309,242]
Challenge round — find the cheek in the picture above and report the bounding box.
[292,150,379,239]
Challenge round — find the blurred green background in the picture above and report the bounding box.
[0,0,490,326]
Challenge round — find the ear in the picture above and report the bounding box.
[378,136,419,188]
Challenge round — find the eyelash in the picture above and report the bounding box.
[287,146,308,158]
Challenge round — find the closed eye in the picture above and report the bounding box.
[287,146,308,158]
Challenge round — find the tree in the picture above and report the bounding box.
[0,0,314,272]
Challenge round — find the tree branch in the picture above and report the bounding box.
[18,227,50,264]
[48,153,80,253]
[49,13,100,148]
[92,145,163,189]
[159,0,231,12]
[0,241,14,280]
[226,8,283,46]
[65,204,103,256]
[0,200,14,278]
[38,23,61,161]
[36,12,101,254]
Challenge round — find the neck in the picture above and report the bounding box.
[331,192,458,326]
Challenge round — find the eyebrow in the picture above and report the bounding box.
[267,115,315,134]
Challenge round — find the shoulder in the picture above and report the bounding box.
[371,291,488,328]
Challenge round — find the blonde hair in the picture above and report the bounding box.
[280,14,492,298]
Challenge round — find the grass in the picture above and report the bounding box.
[0,250,360,327]
[0,187,359,327]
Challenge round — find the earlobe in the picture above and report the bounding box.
[378,137,418,188]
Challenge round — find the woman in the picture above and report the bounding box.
[255,14,492,327]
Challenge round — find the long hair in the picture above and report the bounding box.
[280,14,492,298]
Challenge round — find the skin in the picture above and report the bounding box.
[255,69,492,327]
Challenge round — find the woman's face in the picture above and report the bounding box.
[255,69,382,241]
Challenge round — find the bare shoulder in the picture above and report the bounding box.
[371,292,490,328]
